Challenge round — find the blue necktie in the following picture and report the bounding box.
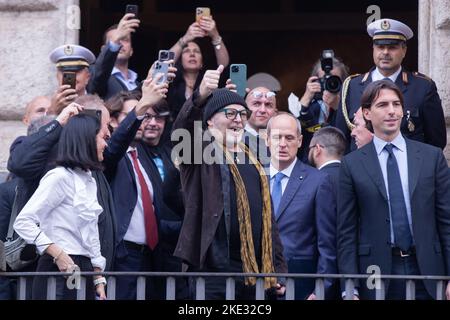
[385,144,413,251]
[271,172,285,217]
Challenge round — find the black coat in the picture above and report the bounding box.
[171,91,287,274]
[7,111,144,271]
[335,68,446,151]
[337,138,450,299]
[87,45,139,100]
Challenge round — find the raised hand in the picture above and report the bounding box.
[109,13,140,44]
[199,65,224,100]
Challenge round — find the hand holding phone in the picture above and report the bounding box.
[196,7,211,22]
[125,4,139,18]
[230,64,247,97]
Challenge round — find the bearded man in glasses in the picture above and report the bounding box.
[171,66,287,300]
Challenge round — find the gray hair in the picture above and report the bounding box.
[310,126,347,159]
[311,56,349,80]
[266,112,302,137]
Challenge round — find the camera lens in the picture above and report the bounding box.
[231,66,239,73]
[325,75,342,93]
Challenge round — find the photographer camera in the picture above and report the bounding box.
[294,50,349,163]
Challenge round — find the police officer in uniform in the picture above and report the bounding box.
[48,44,96,114]
[335,18,446,151]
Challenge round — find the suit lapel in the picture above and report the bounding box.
[276,160,305,220]
[405,139,422,197]
[360,142,388,201]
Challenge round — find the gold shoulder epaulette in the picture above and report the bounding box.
[402,71,408,84]
[341,74,361,131]
[412,71,432,82]
[361,72,369,83]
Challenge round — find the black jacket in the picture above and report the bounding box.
[8,111,144,270]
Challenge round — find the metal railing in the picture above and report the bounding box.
[0,271,449,300]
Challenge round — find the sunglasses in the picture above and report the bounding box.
[250,90,276,99]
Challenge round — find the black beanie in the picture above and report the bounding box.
[202,88,248,125]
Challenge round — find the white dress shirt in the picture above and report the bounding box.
[124,147,155,245]
[269,158,297,195]
[13,167,106,271]
[371,66,402,82]
[372,134,414,244]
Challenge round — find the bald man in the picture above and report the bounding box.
[22,96,51,126]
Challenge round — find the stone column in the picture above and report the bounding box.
[418,0,450,160]
[0,0,79,172]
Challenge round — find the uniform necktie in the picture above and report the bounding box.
[129,150,158,250]
[271,172,286,217]
[384,144,412,251]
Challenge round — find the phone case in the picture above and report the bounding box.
[196,7,211,22]
[62,72,76,89]
[152,61,169,84]
[125,5,138,18]
[158,50,175,61]
[230,64,247,97]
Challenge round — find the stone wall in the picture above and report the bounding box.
[419,0,450,161]
[0,0,79,172]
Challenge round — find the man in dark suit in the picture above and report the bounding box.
[266,112,337,300]
[88,13,141,100]
[337,80,450,300]
[335,18,446,151]
[105,94,185,299]
[308,126,347,194]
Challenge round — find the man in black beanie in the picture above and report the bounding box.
[171,66,287,300]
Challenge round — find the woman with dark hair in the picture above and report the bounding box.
[167,16,230,119]
[14,113,108,300]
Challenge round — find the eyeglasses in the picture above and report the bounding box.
[143,113,167,122]
[220,108,250,120]
[250,90,276,99]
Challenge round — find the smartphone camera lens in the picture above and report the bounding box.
[231,66,239,73]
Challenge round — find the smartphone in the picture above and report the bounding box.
[158,50,175,62]
[81,109,102,122]
[62,72,76,90]
[230,64,247,97]
[196,7,211,22]
[152,61,169,85]
[125,4,138,18]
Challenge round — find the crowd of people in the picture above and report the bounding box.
[0,11,449,301]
